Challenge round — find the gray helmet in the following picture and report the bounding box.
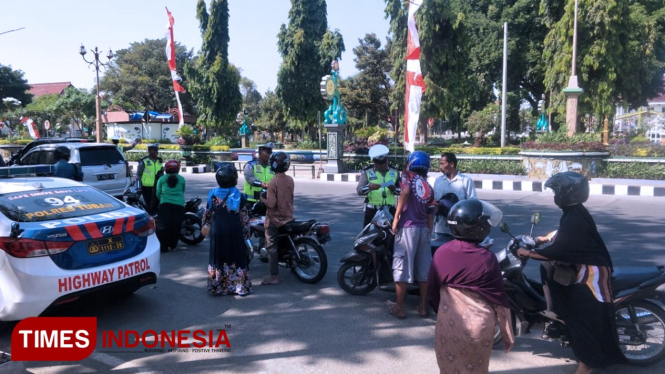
[545,171,589,208]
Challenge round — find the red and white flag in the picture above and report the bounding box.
[165,7,185,127]
[20,117,40,139]
[404,0,426,153]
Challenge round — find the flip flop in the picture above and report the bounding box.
[387,303,406,319]
[261,279,279,285]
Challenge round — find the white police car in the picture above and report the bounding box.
[0,165,160,321]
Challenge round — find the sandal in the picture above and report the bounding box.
[261,278,279,285]
[387,302,406,319]
[417,305,429,318]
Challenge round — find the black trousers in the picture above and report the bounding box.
[141,186,160,215]
[156,203,185,252]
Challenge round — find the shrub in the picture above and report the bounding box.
[598,162,665,180]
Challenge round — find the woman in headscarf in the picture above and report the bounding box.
[517,172,626,374]
[203,162,252,296]
[428,199,514,374]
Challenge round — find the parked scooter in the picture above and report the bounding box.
[337,207,455,295]
[495,212,665,366]
[122,182,204,245]
[248,202,331,284]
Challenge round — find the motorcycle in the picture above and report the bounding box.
[336,207,457,295]
[122,182,205,245]
[248,202,331,284]
[495,212,665,366]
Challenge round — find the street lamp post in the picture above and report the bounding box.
[79,45,113,142]
[563,0,583,137]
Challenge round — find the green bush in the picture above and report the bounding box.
[597,162,665,180]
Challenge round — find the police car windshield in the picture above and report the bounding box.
[0,187,124,222]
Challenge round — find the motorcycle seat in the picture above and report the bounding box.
[280,219,316,234]
[612,267,663,292]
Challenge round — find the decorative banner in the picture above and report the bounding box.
[21,117,40,139]
[404,0,426,152]
[165,7,185,127]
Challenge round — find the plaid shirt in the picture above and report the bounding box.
[264,173,294,228]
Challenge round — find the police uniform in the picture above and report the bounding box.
[137,154,163,214]
[243,142,276,207]
[357,144,400,227]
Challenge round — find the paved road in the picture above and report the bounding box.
[2,174,665,374]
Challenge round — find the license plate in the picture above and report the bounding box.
[97,174,116,181]
[87,236,124,255]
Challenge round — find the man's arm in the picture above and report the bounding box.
[243,163,263,188]
[465,176,478,199]
[356,170,370,196]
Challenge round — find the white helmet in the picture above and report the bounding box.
[368,144,389,162]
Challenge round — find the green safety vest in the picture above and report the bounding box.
[366,168,398,206]
[244,162,275,202]
[140,158,163,187]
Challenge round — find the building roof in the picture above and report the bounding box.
[29,82,74,97]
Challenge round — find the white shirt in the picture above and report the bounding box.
[433,172,477,233]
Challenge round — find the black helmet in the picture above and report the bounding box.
[545,171,589,208]
[436,192,459,217]
[447,199,503,242]
[269,151,290,173]
[54,146,71,161]
[215,162,237,188]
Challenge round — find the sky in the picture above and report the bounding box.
[1,0,391,96]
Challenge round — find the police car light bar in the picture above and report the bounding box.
[0,165,55,178]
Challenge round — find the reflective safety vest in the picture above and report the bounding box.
[366,167,398,206]
[140,157,163,187]
[244,162,275,202]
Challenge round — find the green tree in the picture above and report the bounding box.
[0,64,33,107]
[541,0,665,130]
[54,87,96,137]
[276,0,345,141]
[99,39,195,113]
[384,0,408,137]
[240,77,263,125]
[23,94,60,137]
[348,33,392,129]
[258,90,287,139]
[185,0,242,130]
[466,103,500,146]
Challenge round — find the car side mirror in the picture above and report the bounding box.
[500,222,509,233]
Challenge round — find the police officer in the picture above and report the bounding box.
[356,144,400,227]
[243,142,276,209]
[111,136,141,155]
[137,143,163,214]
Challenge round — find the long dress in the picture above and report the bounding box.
[205,188,252,296]
[435,287,498,374]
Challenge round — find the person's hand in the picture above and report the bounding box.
[535,236,548,246]
[387,185,396,193]
[368,183,380,191]
[516,248,531,258]
[261,182,268,189]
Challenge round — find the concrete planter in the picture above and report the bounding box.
[520,151,610,180]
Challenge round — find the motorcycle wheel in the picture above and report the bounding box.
[337,262,376,295]
[616,301,665,366]
[290,237,327,284]
[180,215,204,245]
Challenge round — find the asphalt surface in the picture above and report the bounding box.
[2,173,665,374]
